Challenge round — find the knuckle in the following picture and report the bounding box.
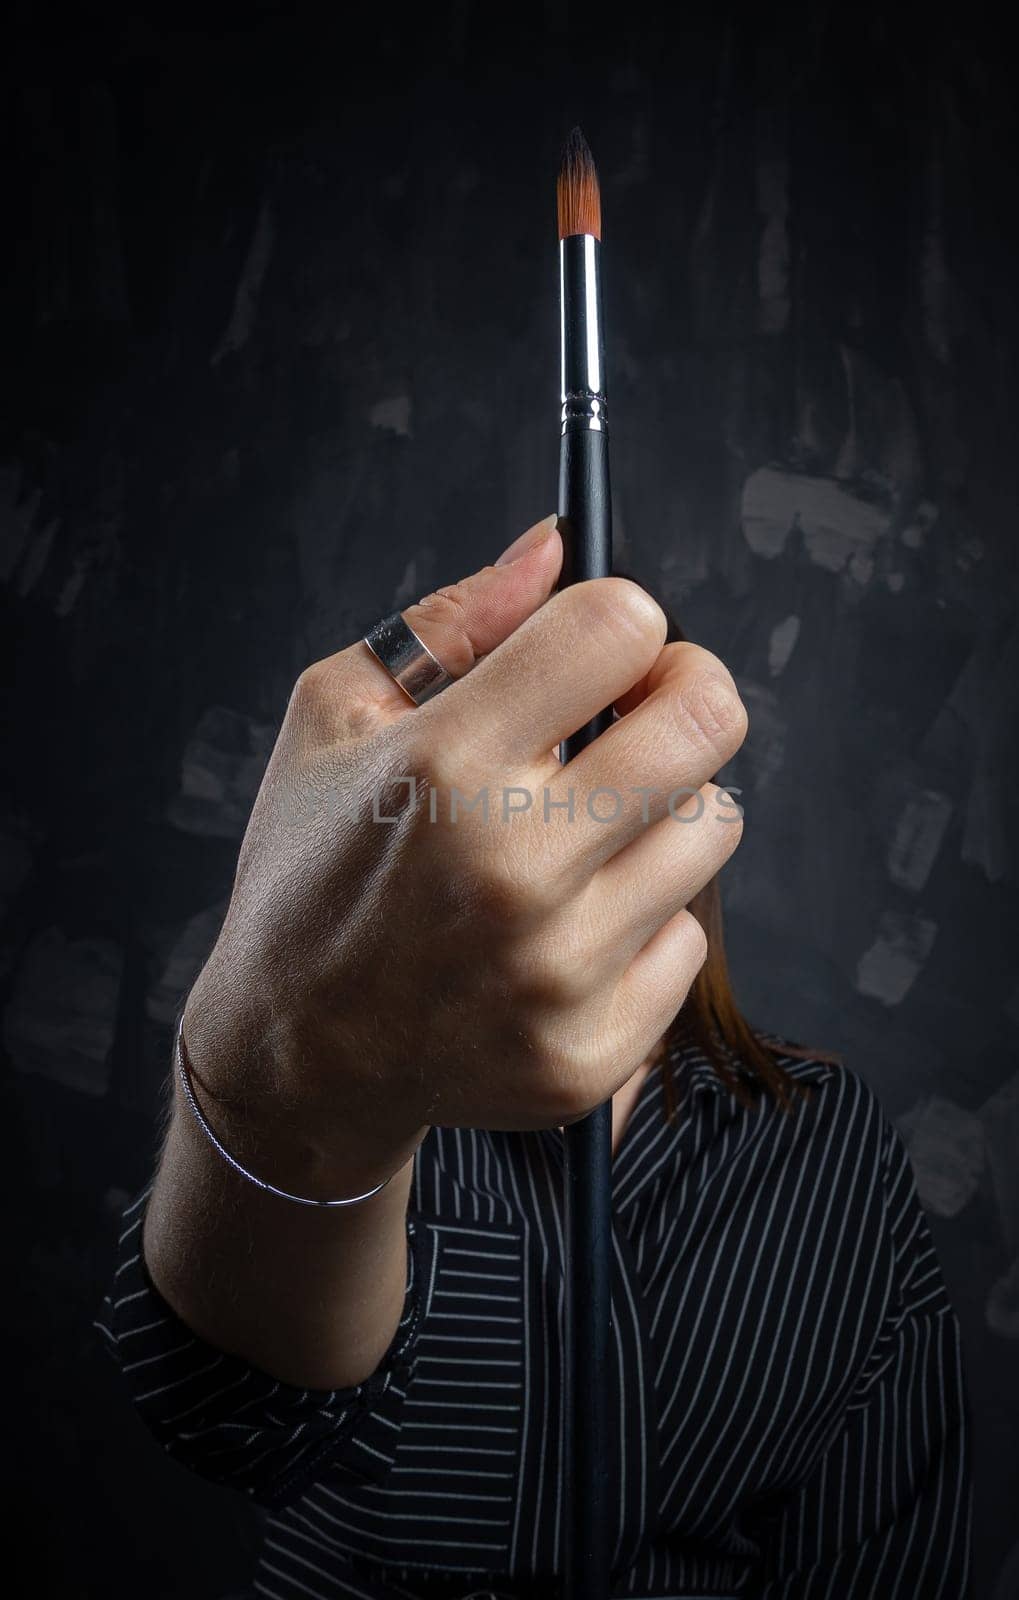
[355,731,445,831]
[687,912,709,967]
[507,980,600,1109]
[705,782,745,854]
[573,576,667,650]
[554,1086,596,1124]
[292,660,329,707]
[289,661,340,739]
[723,805,745,852]
[421,745,469,802]
[534,1042,597,1122]
[672,664,748,752]
[405,586,477,676]
[422,581,470,625]
[391,724,474,800]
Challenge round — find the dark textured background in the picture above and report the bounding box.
[3,5,1017,1595]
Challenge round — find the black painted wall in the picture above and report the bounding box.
[3,5,1017,1596]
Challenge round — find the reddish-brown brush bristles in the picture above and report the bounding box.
[556,126,601,241]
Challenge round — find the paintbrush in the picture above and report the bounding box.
[555,125,614,1600]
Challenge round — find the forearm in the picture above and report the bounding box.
[143,1031,428,1392]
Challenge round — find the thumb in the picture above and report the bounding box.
[355,514,563,719]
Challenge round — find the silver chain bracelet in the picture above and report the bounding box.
[174,1016,397,1208]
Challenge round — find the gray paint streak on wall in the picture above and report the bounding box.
[146,905,226,1027]
[733,681,786,792]
[766,613,799,676]
[369,394,414,436]
[393,555,425,608]
[897,1095,987,1218]
[4,929,122,1095]
[754,38,790,337]
[832,345,925,498]
[740,467,890,569]
[166,707,275,839]
[887,787,954,893]
[856,910,939,1005]
[211,194,275,366]
[929,615,1019,886]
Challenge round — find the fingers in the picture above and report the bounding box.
[296,516,565,735]
[590,782,742,964]
[399,516,563,685]
[537,641,748,887]
[423,575,668,771]
[614,907,709,1055]
[547,908,711,1115]
[513,781,739,1034]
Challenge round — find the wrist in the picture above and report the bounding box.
[178,973,430,1203]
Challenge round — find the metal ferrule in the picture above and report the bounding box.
[559,233,607,434]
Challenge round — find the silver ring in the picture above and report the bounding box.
[363,611,455,705]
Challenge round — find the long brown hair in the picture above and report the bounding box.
[614,571,842,1117]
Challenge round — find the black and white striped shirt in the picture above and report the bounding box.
[97,1030,972,1599]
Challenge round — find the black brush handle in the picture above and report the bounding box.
[558,426,612,596]
[558,418,613,1600]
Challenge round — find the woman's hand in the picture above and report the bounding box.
[182,514,748,1192]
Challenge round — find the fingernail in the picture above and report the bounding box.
[495,514,558,566]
